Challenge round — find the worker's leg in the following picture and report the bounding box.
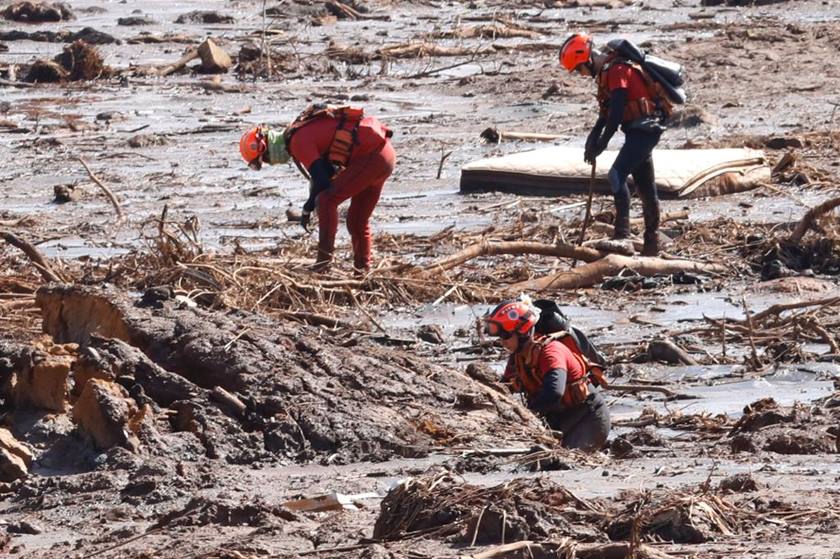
[546,392,611,453]
[627,129,662,256]
[608,129,661,240]
[346,142,395,270]
[316,142,395,268]
[632,155,661,256]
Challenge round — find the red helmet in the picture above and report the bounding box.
[484,298,540,338]
[239,127,266,163]
[559,33,592,72]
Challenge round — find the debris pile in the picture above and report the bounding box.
[373,472,602,544]
[1,1,73,22]
[24,40,110,83]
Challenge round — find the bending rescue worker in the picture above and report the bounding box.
[239,105,395,271]
[484,296,611,452]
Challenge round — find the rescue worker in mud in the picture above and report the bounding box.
[484,296,610,453]
[559,33,665,256]
[239,105,395,271]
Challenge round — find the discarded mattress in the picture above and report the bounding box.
[460,146,770,199]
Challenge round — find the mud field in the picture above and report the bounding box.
[2,0,840,558]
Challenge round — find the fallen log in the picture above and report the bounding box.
[479,127,566,144]
[0,230,66,283]
[647,338,698,366]
[510,254,728,292]
[424,241,604,274]
[141,47,199,76]
[787,195,840,244]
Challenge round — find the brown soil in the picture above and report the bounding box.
[1,0,840,558]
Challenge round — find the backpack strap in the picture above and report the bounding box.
[597,58,672,122]
[283,105,366,170]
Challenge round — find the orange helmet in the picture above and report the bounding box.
[239,127,266,164]
[559,33,592,72]
[484,297,540,338]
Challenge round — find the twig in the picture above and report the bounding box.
[78,157,125,221]
[223,328,251,351]
[346,287,388,334]
[470,504,489,547]
[787,195,840,244]
[741,296,761,370]
[436,148,453,179]
[81,527,163,558]
[573,161,597,266]
[1,230,66,283]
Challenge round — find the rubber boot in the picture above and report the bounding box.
[311,247,333,273]
[612,193,632,240]
[642,231,659,257]
[641,196,661,257]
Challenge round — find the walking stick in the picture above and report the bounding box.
[576,161,597,246]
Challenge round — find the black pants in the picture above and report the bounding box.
[544,391,610,453]
[607,128,662,241]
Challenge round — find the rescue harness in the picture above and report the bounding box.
[284,104,366,172]
[597,57,675,124]
[510,331,609,409]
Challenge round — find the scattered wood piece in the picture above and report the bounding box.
[576,162,597,248]
[147,47,200,77]
[78,157,125,221]
[0,230,66,283]
[197,38,231,73]
[787,195,840,245]
[210,386,247,416]
[647,338,698,366]
[479,127,566,144]
[424,241,604,274]
[510,254,727,292]
[276,310,355,329]
[605,383,697,400]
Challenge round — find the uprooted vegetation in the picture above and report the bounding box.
[368,464,840,557]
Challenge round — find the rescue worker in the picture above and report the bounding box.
[559,33,665,256]
[239,105,395,271]
[484,296,610,452]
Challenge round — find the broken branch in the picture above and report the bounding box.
[0,230,66,283]
[425,241,604,274]
[78,157,125,221]
[787,195,840,245]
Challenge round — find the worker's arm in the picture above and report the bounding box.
[527,368,567,413]
[302,158,334,213]
[586,115,605,147]
[590,88,627,158]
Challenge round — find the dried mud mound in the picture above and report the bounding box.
[727,397,839,455]
[18,284,544,465]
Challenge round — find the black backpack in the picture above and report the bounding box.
[532,299,608,370]
[605,39,687,106]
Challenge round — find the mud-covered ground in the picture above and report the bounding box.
[1,0,840,558]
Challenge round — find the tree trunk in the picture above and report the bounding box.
[510,254,727,292]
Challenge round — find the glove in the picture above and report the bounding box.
[300,209,311,232]
[584,141,598,164]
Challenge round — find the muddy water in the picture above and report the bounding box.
[2,0,840,259]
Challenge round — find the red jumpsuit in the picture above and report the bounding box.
[288,116,395,270]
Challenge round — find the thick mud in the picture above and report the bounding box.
[1,0,840,558]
